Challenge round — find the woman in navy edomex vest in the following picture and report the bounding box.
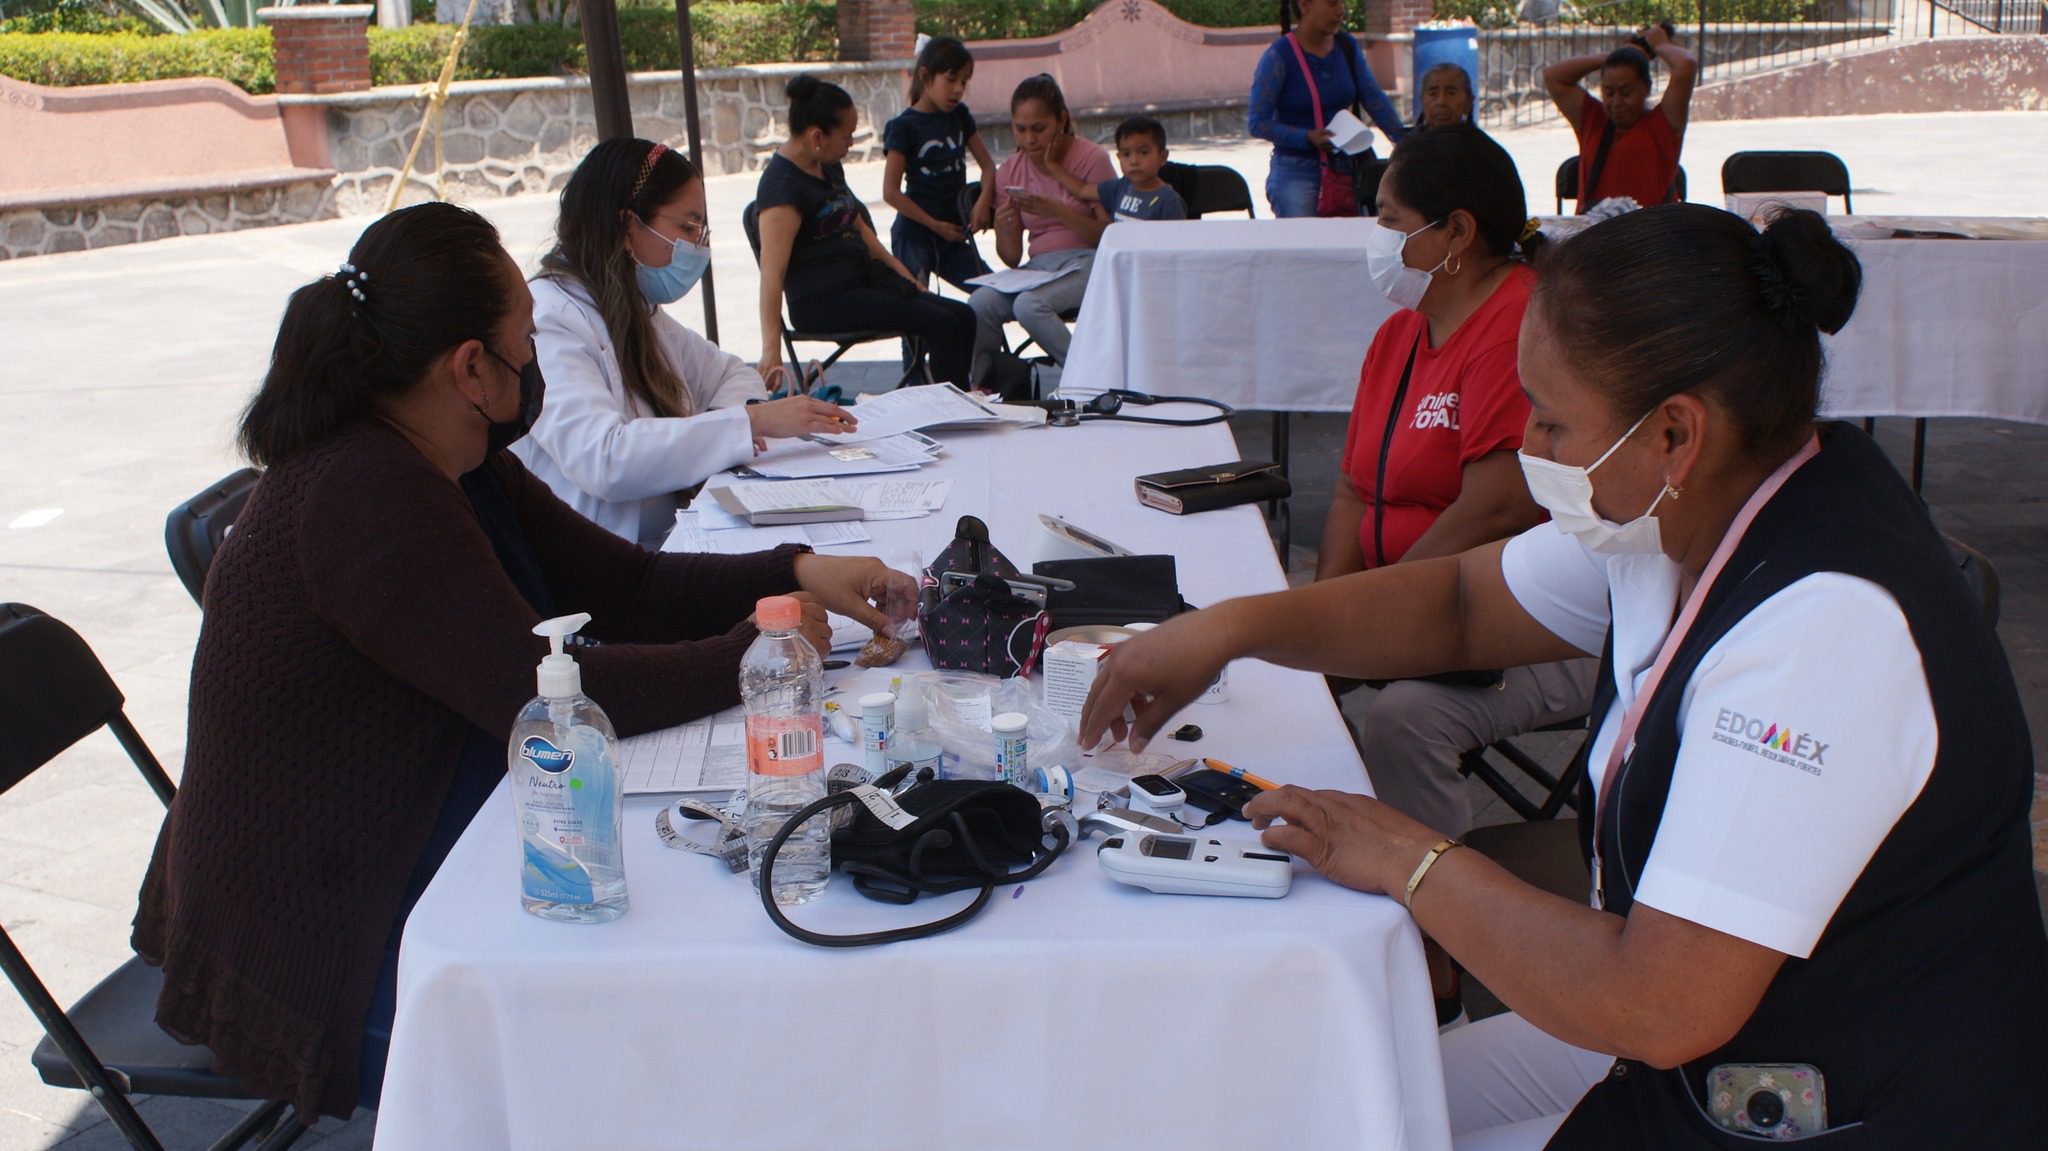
[1078,204,2048,1149]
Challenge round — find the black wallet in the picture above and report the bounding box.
[1135,460,1291,515]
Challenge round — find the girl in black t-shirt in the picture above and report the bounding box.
[882,36,997,292]
[752,75,979,389]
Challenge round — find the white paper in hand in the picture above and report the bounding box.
[1326,109,1376,156]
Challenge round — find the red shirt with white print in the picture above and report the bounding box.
[1339,264,1534,568]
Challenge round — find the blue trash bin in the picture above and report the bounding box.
[1410,23,1481,125]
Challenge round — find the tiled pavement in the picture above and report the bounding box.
[1,111,2042,1147]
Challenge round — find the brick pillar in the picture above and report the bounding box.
[840,0,915,62]
[1363,0,1434,37]
[260,5,375,96]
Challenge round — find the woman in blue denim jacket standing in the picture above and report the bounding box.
[1249,0,1409,218]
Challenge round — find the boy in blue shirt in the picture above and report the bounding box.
[1036,116,1188,223]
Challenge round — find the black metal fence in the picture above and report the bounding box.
[1468,0,2043,130]
[1927,0,2045,32]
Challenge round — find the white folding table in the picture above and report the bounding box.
[372,418,1454,1151]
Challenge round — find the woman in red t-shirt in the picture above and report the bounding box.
[1542,25,1698,210]
[1319,126,1599,1021]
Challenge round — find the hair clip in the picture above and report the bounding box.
[337,262,370,306]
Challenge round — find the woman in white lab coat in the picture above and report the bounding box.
[516,138,853,545]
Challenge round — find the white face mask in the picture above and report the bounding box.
[1518,409,1673,555]
[1364,218,1444,311]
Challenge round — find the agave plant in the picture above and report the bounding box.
[116,0,311,33]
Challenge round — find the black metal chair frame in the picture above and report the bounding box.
[741,200,933,390]
[1555,155,1688,214]
[1719,149,1854,215]
[1458,715,1590,822]
[165,468,261,607]
[0,603,302,1151]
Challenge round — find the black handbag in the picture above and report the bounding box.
[756,780,1070,947]
[917,516,1052,677]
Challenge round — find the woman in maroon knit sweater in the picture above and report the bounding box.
[131,203,914,1123]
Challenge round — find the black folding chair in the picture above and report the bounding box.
[0,603,303,1151]
[1720,149,1854,215]
[1555,156,1580,215]
[1556,156,1688,214]
[1162,162,1257,219]
[742,200,933,390]
[165,468,260,607]
[1458,714,1591,822]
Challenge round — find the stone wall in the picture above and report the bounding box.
[298,62,911,215]
[0,176,334,259]
[1690,35,2048,119]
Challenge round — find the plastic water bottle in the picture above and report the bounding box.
[509,613,627,923]
[741,595,830,904]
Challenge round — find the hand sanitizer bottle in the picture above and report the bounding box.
[509,612,627,922]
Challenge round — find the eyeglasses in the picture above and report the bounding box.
[643,213,711,249]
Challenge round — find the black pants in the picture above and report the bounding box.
[789,280,979,389]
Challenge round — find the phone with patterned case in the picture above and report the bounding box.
[1705,1063,1827,1140]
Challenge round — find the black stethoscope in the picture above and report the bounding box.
[1042,389,1235,428]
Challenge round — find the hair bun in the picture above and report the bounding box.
[785,74,820,101]
[1756,208,1862,335]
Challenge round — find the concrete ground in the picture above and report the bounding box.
[0,110,2042,1148]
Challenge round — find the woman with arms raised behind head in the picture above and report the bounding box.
[516,138,852,546]
[1083,204,2048,1148]
[132,202,913,1126]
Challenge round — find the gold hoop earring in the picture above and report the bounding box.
[1445,255,1463,276]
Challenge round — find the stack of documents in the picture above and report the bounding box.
[741,431,942,479]
[661,478,955,554]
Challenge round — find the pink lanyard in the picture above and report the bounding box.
[1284,34,1326,139]
[1590,435,1821,890]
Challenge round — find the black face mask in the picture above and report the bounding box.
[480,342,545,454]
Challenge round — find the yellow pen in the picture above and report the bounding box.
[1204,758,1279,791]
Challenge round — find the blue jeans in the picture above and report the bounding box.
[891,217,991,293]
[1266,151,1323,219]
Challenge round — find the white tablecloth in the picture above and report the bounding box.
[372,420,1453,1151]
[1062,217,2048,426]
[1062,218,1397,411]
[1820,236,2048,424]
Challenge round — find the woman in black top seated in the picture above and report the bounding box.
[753,75,979,389]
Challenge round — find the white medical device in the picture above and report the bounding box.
[1096,833,1294,898]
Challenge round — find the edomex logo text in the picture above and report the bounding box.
[1710,709,1829,777]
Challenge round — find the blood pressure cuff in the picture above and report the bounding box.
[757,781,1070,947]
[1032,555,1190,631]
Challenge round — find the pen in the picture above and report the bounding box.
[1204,759,1279,791]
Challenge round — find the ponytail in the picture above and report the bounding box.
[240,202,516,467]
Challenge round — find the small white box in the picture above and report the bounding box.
[1042,640,1107,721]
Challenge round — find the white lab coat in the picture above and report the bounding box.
[515,276,765,545]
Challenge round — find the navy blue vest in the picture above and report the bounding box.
[1549,424,2048,1149]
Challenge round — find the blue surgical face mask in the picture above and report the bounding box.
[632,215,711,305]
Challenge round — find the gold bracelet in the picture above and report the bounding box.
[1402,838,1463,911]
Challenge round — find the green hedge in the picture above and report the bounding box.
[0,0,1824,95]
[0,27,272,89]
